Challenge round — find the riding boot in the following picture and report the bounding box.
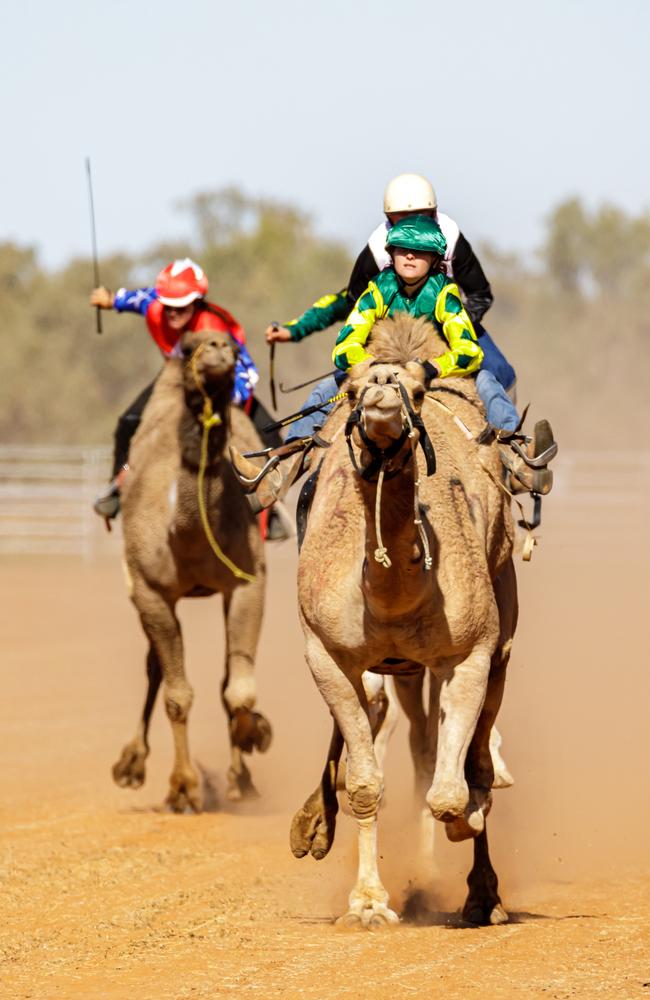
[93,464,129,519]
[499,420,557,495]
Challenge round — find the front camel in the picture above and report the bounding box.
[294,314,517,926]
[113,328,272,810]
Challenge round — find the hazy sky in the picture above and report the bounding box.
[2,0,648,268]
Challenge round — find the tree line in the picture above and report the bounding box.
[1,190,646,448]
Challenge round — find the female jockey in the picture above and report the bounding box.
[91,258,289,538]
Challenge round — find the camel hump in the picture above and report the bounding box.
[369,314,447,365]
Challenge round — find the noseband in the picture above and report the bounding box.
[344,372,437,482]
[344,368,436,572]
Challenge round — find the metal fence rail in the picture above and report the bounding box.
[0,446,647,557]
[0,445,115,557]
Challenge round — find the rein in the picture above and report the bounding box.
[187,342,256,584]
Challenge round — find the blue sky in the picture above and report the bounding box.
[2,0,648,267]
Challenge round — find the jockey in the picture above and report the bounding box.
[265,173,516,396]
[91,258,290,538]
[240,216,555,508]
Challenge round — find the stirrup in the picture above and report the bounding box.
[509,439,558,469]
[230,440,310,511]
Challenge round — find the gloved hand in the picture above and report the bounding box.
[90,286,115,309]
[420,360,440,388]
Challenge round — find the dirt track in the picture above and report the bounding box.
[2,465,649,999]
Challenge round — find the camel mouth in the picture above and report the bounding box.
[361,402,406,442]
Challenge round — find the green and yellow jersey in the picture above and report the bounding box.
[284,290,349,342]
[332,269,483,377]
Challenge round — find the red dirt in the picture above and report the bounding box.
[1,470,649,999]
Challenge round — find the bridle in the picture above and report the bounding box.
[344,367,436,571]
[344,367,437,482]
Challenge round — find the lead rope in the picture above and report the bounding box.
[373,463,392,568]
[371,383,433,571]
[189,343,256,584]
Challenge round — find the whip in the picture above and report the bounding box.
[85,157,102,334]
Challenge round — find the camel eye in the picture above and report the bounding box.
[413,388,425,403]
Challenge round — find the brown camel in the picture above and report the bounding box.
[289,314,518,926]
[112,328,272,810]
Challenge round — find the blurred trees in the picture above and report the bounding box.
[0,190,648,448]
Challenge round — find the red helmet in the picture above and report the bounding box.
[155,258,208,307]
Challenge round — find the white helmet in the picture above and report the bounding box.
[383,173,437,214]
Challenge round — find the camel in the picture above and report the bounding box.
[112,328,272,810]
[289,314,518,926]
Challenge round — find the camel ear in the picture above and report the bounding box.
[405,361,426,384]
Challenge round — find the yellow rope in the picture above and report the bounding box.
[189,342,256,584]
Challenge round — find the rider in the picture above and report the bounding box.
[239,216,555,507]
[91,258,290,538]
[266,172,516,397]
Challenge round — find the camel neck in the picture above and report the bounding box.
[179,392,228,471]
[359,467,434,619]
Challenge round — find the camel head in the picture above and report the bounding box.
[344,315,439,478]
[180,329,237,403]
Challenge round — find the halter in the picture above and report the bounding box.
[344,368,436,571]
[185,340,255,584]
[344,370,437,482]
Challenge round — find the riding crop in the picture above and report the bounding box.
[85,157,102,335]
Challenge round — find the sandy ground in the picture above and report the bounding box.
[1,458,649,999]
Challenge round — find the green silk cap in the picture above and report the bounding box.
[385,214,447,256]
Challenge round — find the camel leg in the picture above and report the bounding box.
[335,673,396,793]
[393,670,439,858]
[490,559,518,790]
[112,644,162,789]
[426,647,492,823]
[291,676,395,861]
[131,580,201,813]
[447,560,518,840]
[221,581,271,802]
[463,826,508,926]
[290,719,343,860]
[304,633,398,928]
[393,670,431,799]
[368,676,399,772]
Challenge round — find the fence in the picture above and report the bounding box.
[0,445,116,557]
[0,445,647,557]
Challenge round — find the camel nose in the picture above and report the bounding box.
[364,378,401,410]
[368,366,399,388]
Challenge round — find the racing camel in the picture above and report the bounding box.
[112,328,272,810]
[289,314,517,926]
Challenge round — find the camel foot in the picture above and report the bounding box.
[336,903,399,930]
[426,777,469,822]
[230,709,273,755]
[226,762,259,802]
[445,787,493,842]
[462,898,509,926]
[166,771,202,813]
[290,788,338,860]
[112,741,147,789]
